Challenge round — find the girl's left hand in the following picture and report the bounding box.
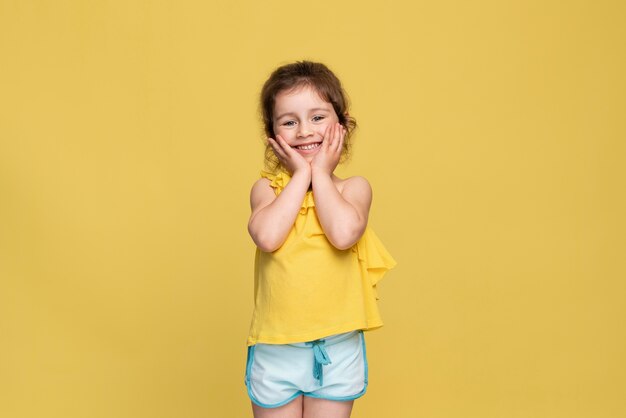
[311,122,345,175]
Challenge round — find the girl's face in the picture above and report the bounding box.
[272,85,340,162]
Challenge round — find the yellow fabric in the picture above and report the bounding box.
[247,170,397,346]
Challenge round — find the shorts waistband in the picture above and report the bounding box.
[286,330,360,348]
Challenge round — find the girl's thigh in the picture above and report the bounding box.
[252,395,303,418]
[303,397,354,418]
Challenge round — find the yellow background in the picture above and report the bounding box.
[1,1,625,417]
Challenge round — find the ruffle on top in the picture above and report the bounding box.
[353,227,397,299]
[260,170,315,214]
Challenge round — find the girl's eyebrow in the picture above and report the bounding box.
[275,107,331,120]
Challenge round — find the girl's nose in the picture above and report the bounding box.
[297,122,314,138]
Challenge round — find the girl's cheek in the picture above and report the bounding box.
[320,123,332,136]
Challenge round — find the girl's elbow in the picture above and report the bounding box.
[328,227,365,250]
[249,227,283,252]
[331,239,356,251]
[256,238,281,253]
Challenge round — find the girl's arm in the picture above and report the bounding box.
[312,171,372,250]
[311,123,372,250]
[248,136,312,252]
[247,170,310,252]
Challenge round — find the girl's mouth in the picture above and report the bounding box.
[294,142,321,151]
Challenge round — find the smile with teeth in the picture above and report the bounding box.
[294,142,321,151]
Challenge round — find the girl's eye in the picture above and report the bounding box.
[312,115,325,122]
[283,121,296,127]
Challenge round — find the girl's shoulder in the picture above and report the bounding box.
[333,174,372,196]
[250,173,272,188]
[250,178,274,199]
[249,175,275,206]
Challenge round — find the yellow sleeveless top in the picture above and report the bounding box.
[247,170,397,346]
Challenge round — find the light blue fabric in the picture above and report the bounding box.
[244,330,368,408]
[306,339,332,386]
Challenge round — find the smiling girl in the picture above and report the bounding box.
[244,61,396,418]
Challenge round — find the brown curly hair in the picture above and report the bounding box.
[259,61,357,171]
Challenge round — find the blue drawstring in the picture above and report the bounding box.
[305,339,332,386]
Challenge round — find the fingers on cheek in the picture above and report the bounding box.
[336,127,343,152]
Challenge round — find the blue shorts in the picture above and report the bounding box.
[244,330,368,408]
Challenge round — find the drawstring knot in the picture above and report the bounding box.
[305,339,332,386]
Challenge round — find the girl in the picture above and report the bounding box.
[245,61,396,418]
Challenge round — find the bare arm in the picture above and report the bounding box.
[248,135,312,252]
[312,172,372,250]
[310,122,372,250]
[247,170,311,252]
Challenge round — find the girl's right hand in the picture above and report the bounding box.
[267,135,310,175]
